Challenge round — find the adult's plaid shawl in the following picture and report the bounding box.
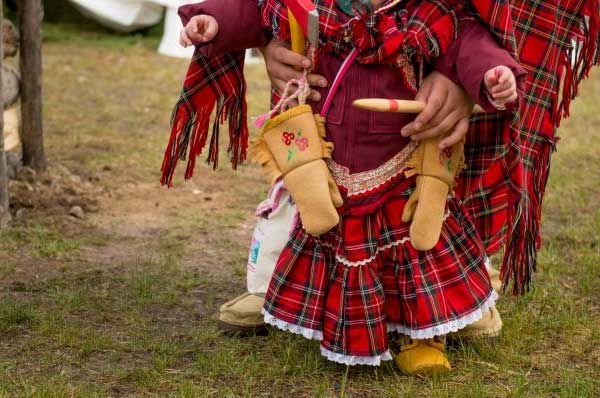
[458,0,599,294]
[161,0,600,294]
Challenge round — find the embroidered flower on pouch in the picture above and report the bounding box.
[282,131,295,146]
[442,147,453,158]
[440,147,453,172]
[295,137,309,151]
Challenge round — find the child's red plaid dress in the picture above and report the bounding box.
[263,152,497,366]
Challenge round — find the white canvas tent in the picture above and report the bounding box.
[68,0,164,33]
[67,0,263,63]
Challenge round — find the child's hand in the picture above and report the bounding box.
[484,65,517,107]
[179,15,219,47]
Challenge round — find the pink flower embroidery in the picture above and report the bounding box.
[295,137,309,151]
[281,132,295,146]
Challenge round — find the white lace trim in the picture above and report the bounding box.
[320,346,393,366]
[263,310,323,340]
[335,238,410,267]
[387,291,498,339]
[264,311,392,366]
[264,292,497,364]
[328,142,417,197]
[334,210,451,267]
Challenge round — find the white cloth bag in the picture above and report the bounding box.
[247,181,297,295]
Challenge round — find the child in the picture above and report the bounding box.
[164,0,526,374]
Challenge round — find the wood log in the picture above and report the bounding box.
[3,107,19,151]
[0,0,12,227]
[2,64,19,108]
[3,18,18,58]
[19,0,45,172]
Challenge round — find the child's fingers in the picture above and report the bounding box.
[185,21,205,42]
[490,80,512,94]
[497,67,515,84]
[497,70,507,84]
[202,19,219,41]
[492,87,516,101]
[494,93,517,104]
[484,69,498,87]
[179,30,192,47]
[186,31,205,43]
[191,15,209,33]
[506,92,518,103]
[185,16,218,43]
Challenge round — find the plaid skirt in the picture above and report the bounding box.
[263,150,496,366]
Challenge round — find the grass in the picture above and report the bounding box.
[0,18,599,398]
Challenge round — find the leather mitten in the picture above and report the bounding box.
[251,105,343,235]
[284,159,341,235]
[402,136,466,251]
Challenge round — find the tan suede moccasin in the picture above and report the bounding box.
[218,292,267,336]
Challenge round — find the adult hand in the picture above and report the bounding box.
[261,39,328,106]
[400,71,474,149]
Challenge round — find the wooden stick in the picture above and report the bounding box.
[288,10,306,58]
[352,98,484,114]
[288,9,306,73]
[19,0,46,172]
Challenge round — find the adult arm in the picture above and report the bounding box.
[178,0,270,57]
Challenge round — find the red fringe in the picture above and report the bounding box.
[160,79,249,188]
[501,136,556,295]
[501,0,600,294]
[557,0,600,123]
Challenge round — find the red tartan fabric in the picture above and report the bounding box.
[458,0,600,293]
[264,175,495,360]
[161,52,249,186]
[261,0,466,67]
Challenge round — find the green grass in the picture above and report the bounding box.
[0,20,598,397]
